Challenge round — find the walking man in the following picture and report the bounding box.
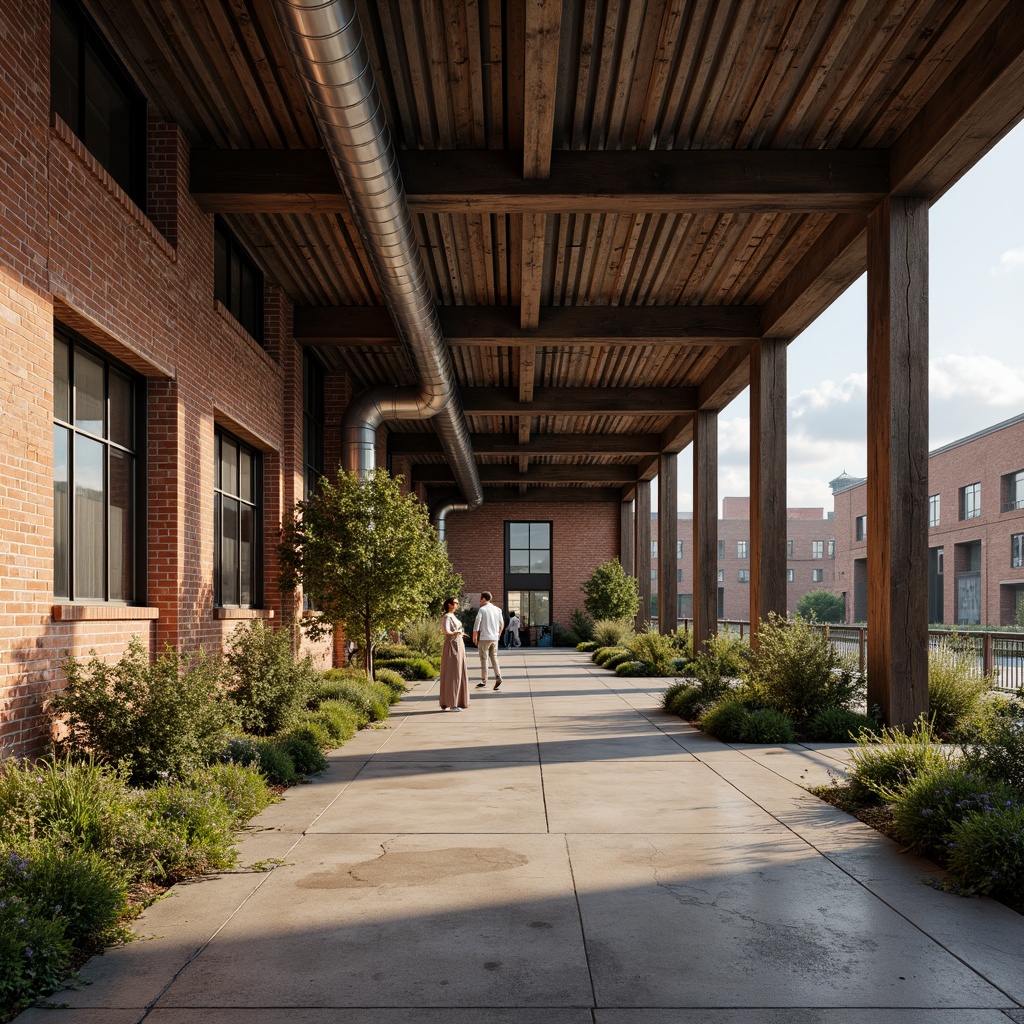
[473,591,505,690]
[505,610,522,648]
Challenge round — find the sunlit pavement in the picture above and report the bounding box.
[19,648,1024,1024]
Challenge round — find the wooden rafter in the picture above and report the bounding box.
[388,432,663,457]
[460,387,698,416]
[413,464,640,486]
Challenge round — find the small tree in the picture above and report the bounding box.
[279,469,462,677]
[795,588,846,623]
[582,558,640,622]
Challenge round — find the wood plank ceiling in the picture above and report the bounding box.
[87,0,1024,504]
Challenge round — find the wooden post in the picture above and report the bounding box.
[867,197,929,727]
[693,411,718,654]
[636,479,652,631]
[658,452,678,634]
[749,338,788,645]
[620,499,635,576]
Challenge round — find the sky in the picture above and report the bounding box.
[672,118,1024,519]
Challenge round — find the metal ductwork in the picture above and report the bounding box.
[273,0,483,513]
[431,499,472,543]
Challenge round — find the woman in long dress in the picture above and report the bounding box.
[439,596,470,711]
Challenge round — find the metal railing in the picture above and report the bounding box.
[673,618,1024,692]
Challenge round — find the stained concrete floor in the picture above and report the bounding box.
[18,648,1024,1024]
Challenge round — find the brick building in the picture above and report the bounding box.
[832,414,1024,626]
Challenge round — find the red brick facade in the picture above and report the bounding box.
[833,415,1024,626]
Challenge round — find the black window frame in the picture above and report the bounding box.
[214,428,263,608]
[855,515,867,541]
[929,493,940,527]
[961,482,981,521]
[53,323,146,604]
[214,217,265,343]
[50,0,148,209]
[302,350,326,498]
[1012,533,1024,570]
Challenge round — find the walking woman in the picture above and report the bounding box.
[439,596,470,711]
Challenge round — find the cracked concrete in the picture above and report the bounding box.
[16,648,1024,1022]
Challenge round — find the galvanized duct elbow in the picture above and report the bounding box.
[431,499,472,543]
[274,0,482,508]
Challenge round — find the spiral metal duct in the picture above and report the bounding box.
[273,0,483,511]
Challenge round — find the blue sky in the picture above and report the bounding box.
[674,118,1024,517]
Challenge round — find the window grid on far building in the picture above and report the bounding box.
[1013,533,1024,569]
[929,493,940,527]
[737,540,748,559]
[738,569,749,583]
[214,429,261,608]
[961,481,981,520]
[812,568,823,583]
[856,515,867,541]
[812,540,823,559]
[787,569,794,583]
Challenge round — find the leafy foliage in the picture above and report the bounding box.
[741,708,796,744]
[700,700,751,742]
[591,618,635,648]
[847,718,951,803]
[570,609,595,642]
[279,468,461,675]
[615,661,648,677]
[745,614,862,731]
[927,637,993,738]
[50,639,236,785]
[400,614,444,660]
[374,657,439,680]
[582,559,640,622]
[276,733,328,776]
[946,800,1024,898]
[0,894,71,1015]
[225,620,319,735]
[806,707,877,742]
[373,667,409,699]
[795,589,846,623]
[628,627,677,676]
[593,646,629,667]
[960,709,1024,791]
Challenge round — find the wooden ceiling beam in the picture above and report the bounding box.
[389,432,664,457]
[461,387,698,416]
[190,149,891,214]
[295,304,762,346]
[414,464,639,485]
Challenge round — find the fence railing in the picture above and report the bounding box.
[673,618,1024,693]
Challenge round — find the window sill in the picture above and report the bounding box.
[53,605,159,622]
[214,608,274,620]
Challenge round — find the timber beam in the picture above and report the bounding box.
[190,148,890,215]
[413,464,639,486]
[295,304,761,347]
[460,387,698,416]
[389,432,663,457]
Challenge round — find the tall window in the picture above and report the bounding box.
[214,430,261,607]
[214,218,264,342]
[787,569,794,583]
[738,569,750,583]
[676,540,682,559]
[828,539,835,559]
[50,0,147,208]
[506,521,552,633]
[812,568,823,583]
[787,539,794,558]
[812,540,824,559]
[737,540,748,559]
[1013,534,1024,569]
[856,515,867,541]
[1002,470,1024,512]
[717,540,724,559]
[651,540,658,558]
[929,493,940,527]
[303,352,325,498]
[960,482,981,521]
[676,569,682,583]
[507,522,551,574]
[53,328,141,602]
[717,569,724,583]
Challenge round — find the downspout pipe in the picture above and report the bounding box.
[274,0,483,510]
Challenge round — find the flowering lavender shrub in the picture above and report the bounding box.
[0,892,71,1016]
[946,801,1024,898]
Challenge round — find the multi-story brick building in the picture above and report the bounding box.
[833,414,1024,626]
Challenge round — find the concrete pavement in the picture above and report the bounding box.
[18,647,1024,1023]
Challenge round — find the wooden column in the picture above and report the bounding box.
[749,338,788,644]
[693,411,718,654]
[658,452,678,634]
[620,499,635,576]
[635,479,652,630]
[867,197,929,727]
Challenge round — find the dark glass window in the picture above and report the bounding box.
[214,218,264,342]
[738,569,749,583]
[303,351,325,498]
[812,568,823,583]
[717,540,724,559]
[961,482,981,521]
[53,326,142,602]
[508,521,551,575]
[929,493,940,527]
[856,515,867,541]
[50,0,147,208]
[214,430,261,607]
[1012,534,1024,570]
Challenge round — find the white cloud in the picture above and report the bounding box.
[931,353,1024,405]
[992,247,1024,275]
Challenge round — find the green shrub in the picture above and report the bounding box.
[375,657,438,680]
[602,650,635,671]
[847,718,951,803]
[744,614,862,731]
[960,712,1024,790]
[806,707,878,742]
[661,681,691,710]
[741,708,796,744]
[577,641,598,653]
[582,559,640,621]
[570,609,594,643]
[0,843,128,951]
[700,700,752,742]
[928,638,993,738]
[670,657,691,674]
[668,628,693,660]
[286,720,333,750]
[225,620,319,735]
[139,782,237,881]
[946,801,1024,898]
[310,699,363,745]
[51,638,236,785]
[374,667,408,699]
[667,684,706,719]
[553,628,580,647]
[313,668,371,702]
[192,763,273,826]
[891,766,1020,860]
[252,741,298,786]
[276,733,328,775]
[703,628,752,678]
[315,676,391,722]
[400,615,444,660]
[628,628,676,676]
[615,661,648,677]
[0,896,71,1015]
[593,645,628,666]
[592,618,635,649]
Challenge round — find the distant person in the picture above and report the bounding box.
[439,596,469,711]
[472,591,505,690]
[504,610,522,649]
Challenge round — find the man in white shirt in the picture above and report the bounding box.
[472,591,505,690]
[504,611,522,648]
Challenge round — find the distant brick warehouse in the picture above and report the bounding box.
[832,414,1024,627]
